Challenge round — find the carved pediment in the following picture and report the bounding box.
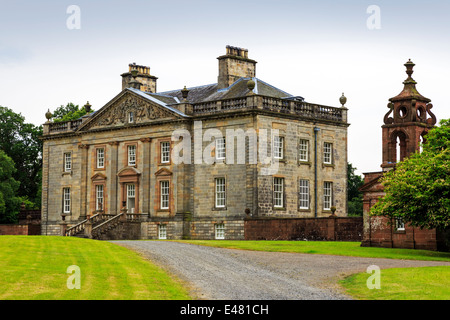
[118,167,141,177]
[360,174,384,193]
[79,90,180,131]
[155,168,172,176]
[91,173,107,181]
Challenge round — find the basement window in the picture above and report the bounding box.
[158,224,167,239]
[215,223,225,240]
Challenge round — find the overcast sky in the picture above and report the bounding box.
[1,0,449,175]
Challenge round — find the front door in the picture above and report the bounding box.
[127,184,135,213]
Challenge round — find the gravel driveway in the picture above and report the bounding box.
[113,241,450,300]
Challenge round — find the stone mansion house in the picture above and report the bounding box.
[41,46,349,240]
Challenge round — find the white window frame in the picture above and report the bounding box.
[273,136,284,160]
[215,137,226,160]
[299,139,309,162]
[215,177,226,208]
[299,179,310,209]
[324,142,333,164]
[395,218,405,231]
[215,223,225,240]
[161,141,171,164]
[158,224,167,239]
[96,184,104,211]
[128,112,134,123]
[324,181,333,211]
[128,145,136,166]
[97,148,105,168]
[273,177,284,208]
[63,187,71,214]
[127,184,136,213]
[64,153,72,172]
[160,180,170,210]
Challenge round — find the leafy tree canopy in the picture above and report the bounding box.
[347,162,364,216]
[0,150,21,223]
[0,106,42,207]
[371,119,450,229]
[52,103,94,122]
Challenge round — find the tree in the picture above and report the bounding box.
[347,162,364,216]
[0,150,21,223]
[52,102,93,122]
[371,119,450,229]
[0,106,42,208]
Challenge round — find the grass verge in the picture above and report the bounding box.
[340,266,450,300]
[0,236,191,300]
[176,240,450,261]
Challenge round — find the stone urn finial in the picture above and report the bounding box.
[404,59,415,78]
[181,86,189,101]
[330,206,337,217]
[45,109,52,122]
[84,101,92,113]
[339,93,347,107]
[247,79,255,91]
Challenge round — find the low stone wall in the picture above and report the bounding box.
[143,214,245,240]
[18,209,41,225]
[244,216,363,241]
[95,221,142,240]
[0,224,41,236]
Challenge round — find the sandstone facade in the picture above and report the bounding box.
[41,46,349,240]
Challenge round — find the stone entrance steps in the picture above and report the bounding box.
[65,211,146,240]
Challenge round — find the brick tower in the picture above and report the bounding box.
[361,60,445,250]
[381,59,437,171]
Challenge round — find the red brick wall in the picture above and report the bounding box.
[0,224,41,236]
[361,216,448,251]
[244,217,363,241]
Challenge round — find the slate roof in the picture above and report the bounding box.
[76,78,301,124]
[147,78,297,106]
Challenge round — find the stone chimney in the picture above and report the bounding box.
[121,63,158,92]
[217,45,257,89]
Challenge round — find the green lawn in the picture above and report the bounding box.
[340,266,450,300]
[177,240,450,261]
[2,237,449,300]
[0,236,191,300]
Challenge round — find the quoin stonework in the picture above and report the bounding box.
[41,46,349,240]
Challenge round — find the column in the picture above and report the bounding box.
[140,138,152,214]
[108,141,120,215]
[78,143,90,219]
